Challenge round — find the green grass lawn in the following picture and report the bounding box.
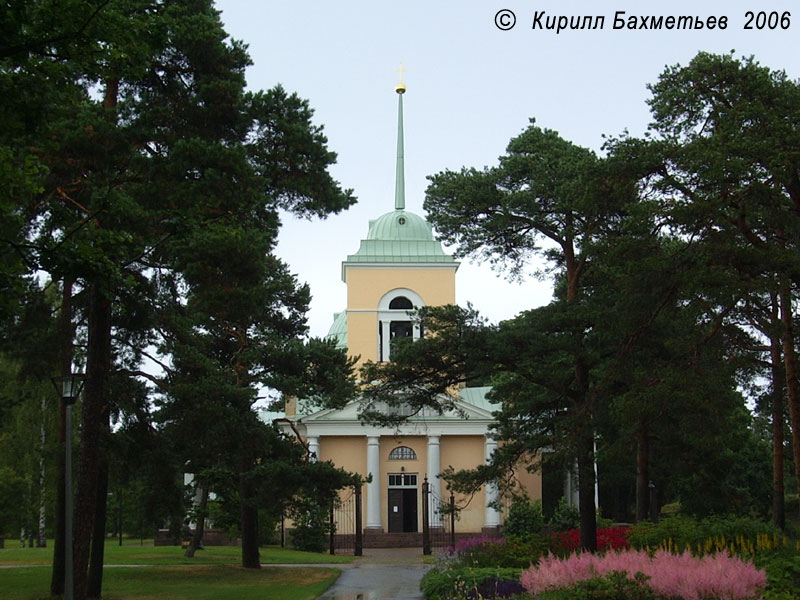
[0,565,340,600]
[0,543,355,566]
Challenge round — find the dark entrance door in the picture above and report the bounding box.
[388,488,418,532]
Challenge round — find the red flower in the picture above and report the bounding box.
[552,527,630,552]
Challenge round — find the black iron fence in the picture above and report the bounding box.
[422,476,455,555]
[328,484,362,556]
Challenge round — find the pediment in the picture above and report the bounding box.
[297,392,496,423]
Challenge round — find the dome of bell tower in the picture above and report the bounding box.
[366,209,433,241]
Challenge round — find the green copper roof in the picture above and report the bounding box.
[325,311,348,349]
[345,209,456,264]
[459,386,499,412]
[369,210,431,241]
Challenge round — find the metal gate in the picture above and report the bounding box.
[328,484,362,556]
[422,477,455,555]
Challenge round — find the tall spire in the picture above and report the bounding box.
[394,63,407,211]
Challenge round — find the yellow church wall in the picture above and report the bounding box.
[284,397,296,418]
[347,311,379,364]
[319,436,367,474]
[439,435,488,532]
[512,454,543,506]
[318,436,368,530]
[346,268,456,309]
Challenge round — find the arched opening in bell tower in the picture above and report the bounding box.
[378,289,424,362]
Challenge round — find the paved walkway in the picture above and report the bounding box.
[315,548,433,600]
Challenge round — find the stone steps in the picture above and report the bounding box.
[333,530,492,549]
[363,532,422,548]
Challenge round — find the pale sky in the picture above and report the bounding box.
[215,0,799,340]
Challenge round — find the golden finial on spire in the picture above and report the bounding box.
[394,63,407,94]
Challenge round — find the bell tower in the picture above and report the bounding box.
[336,69,458,367]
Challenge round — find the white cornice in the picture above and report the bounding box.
[282,419,494,438]
[342,261,459,282]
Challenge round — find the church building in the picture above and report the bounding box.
[282,75,542,535]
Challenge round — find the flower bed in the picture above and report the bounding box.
[520,549,767,600]
[627,515,797,558]
[438,534,551,569]
[420,567,524,600]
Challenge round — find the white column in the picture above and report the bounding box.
[380,321,391,361]
[594,439,600,509]
[566,461,580,509]
[366,435,382,529]
[484,436,500,528]
[307,436,319,462]
[427,435,441,524]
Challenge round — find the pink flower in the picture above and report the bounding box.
[520,549,766,600]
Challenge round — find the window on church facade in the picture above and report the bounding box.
[388,446,417,460]
[388,473,418,487]
[389,296,413,309]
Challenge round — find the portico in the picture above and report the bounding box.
[287,390,509,533]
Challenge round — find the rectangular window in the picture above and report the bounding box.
[388,473,418,488]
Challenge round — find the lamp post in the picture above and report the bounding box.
[51,373,85,600]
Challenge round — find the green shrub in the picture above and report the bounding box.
[596,512,614,529]
[755,552,800,599]
[627,514,781,554]
[549,498,580,532]
[438,535,551,569]
[784,494,798,515]
[287,498,330,553]
[474,536,551,568]
[257,508,281,545]
[504,499,546,537]
[420,567,523,600]
[288,522,327,553]
[627,516,698,550]
[659,502,680,517]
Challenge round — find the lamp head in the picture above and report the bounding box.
[51,373,86,405]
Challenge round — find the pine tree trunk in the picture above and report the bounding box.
[577,430,597,552]
[51,278,74,596]
[779,279,800,518]
[770,318,786,529]
[87,421,110,599]
[87,459,109,598]
[185,487,209,558]
[240,458,260,569]
[635,422,649,522]
[73,282,112,600]
[566,252,596,551]
[37,395,47,548]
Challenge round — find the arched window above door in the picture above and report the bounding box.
[388,446,417,460]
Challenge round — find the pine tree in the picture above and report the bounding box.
[2,0,355,596]
[644,51,800,518]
